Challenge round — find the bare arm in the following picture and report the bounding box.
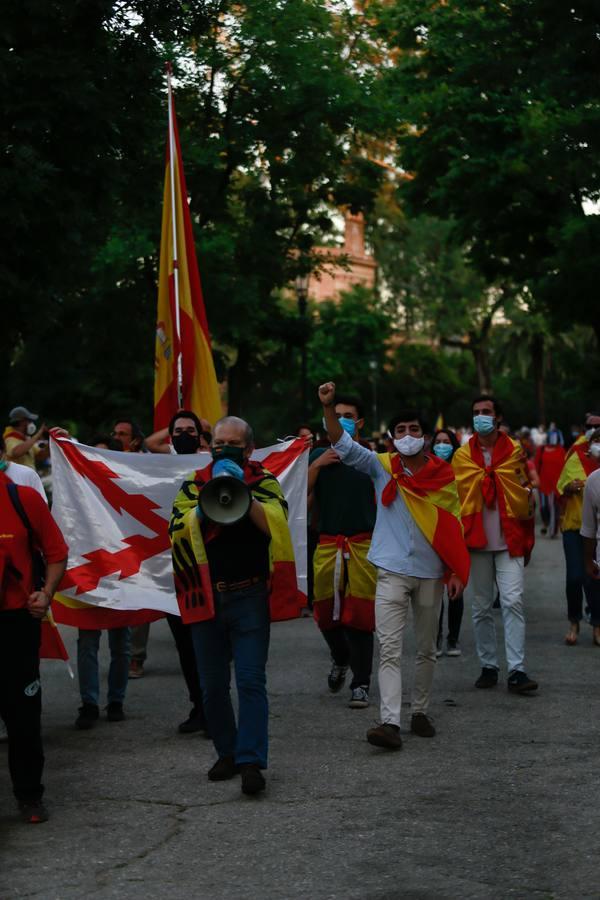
[144,427,172,454]
[307,449,340,495]
[318,382,343,444]
[7,425,46,460]
[28,558,68,619]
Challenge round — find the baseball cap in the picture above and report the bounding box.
[8,406,39,422]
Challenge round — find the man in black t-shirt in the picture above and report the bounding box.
[309,396,377,709]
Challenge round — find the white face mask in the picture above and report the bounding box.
[392,434,425,457]
[26,421,37,436]
[589,442,600,459]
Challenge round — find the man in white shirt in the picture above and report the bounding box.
[580,428,600,645]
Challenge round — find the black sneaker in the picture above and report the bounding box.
[75,703,99,730]
[475,667,498,689]
[507,670,538,694]
[106,702,125,722]
[207,756,237,782]
[239,764,266,796]
[410,713,436,738]
[178,708,209,735]
[19,799,48,824]
[327,663,348,693]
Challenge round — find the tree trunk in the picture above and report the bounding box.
[226,344,249,416]
[471,343,492,394]
[531,333,545,425]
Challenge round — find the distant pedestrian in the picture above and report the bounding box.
[431,429,464,658]
[557,419,600,645]
[581,431,600,646]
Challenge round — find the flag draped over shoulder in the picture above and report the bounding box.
[153,83,222,431]
[169,461,301,625]
[49,434,308,628]
[453,433,534,558]
[556,440,596,531]
[377,453,470,584]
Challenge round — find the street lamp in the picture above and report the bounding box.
[295,274,310,418]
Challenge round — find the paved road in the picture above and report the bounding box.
[1,533,599,899]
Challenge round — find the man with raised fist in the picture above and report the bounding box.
[318,382,469,751]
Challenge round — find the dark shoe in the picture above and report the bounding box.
[349,685,369,709]
[75,703,99,730]
[366,723,403,750]
[328,663,348,693]
[507,670,538,694]
[19,800,48,824]
[106,702,125,722]
[178,708,209,735]
[475,667,498,689]
[207,756,237,782]
[410,713,436,738]
[240,764,266,796]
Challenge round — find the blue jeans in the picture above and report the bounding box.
[77,628,131,706]
[562,530,600,624]
[191,583,270,768]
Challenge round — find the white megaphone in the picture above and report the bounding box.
[198,474,252,525]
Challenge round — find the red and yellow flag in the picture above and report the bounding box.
[154,73,222,431]
[556,440,597,531]
[453,433,534,558]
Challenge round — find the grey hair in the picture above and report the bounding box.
[214,415,254,445]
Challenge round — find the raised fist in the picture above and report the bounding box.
[318,382,336,407]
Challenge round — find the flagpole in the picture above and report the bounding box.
[166,62,183,408]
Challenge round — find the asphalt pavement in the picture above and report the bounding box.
[1,532,599,900]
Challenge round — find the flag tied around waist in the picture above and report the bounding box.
[49,434,308,628]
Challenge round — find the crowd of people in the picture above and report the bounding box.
[1,393,600,823]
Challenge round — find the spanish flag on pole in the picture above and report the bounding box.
[153,64,222,431]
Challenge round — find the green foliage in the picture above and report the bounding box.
[374,0,600,333]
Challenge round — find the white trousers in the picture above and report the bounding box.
[465,551,526,673]
[375,569,443,725]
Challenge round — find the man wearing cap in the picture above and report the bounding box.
[3,407,48,472]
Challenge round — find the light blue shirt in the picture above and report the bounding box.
[334,431,444,579]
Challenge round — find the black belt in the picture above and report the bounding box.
[212,576,265,593]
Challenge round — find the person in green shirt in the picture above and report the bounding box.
[308,396,377,709]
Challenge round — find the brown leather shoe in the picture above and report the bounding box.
[366,723,403,750]
[410,713,436,738]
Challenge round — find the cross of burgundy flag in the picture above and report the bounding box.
[49,434,308,628]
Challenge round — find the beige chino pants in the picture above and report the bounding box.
[375,569,444,725]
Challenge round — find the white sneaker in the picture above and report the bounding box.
[445,640,461,657]
[349,686,369,708]
[436,636,443,658]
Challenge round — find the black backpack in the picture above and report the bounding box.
[6,483,46,591]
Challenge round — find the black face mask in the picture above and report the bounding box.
[172,432,200,455]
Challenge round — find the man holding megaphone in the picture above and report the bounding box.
[169,416,295,797]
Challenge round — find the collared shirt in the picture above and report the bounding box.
[333,431,444,579]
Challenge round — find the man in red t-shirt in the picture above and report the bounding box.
[0,476,68,824]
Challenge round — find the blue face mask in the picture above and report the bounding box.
[433,443,453,461]
[473,414,495,435]
[339,416,357,437]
